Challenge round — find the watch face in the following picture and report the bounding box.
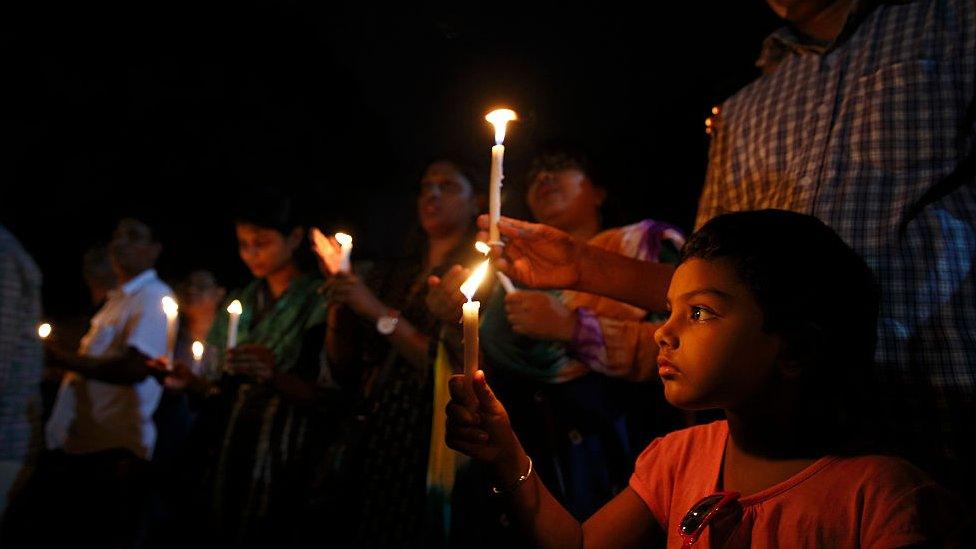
[377,315,398,335]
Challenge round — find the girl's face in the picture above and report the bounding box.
[236,223,301,279]
[654,258,783,411]
[526,166,605,232]
[418,161,479,238]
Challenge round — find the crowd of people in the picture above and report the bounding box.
[1,0,974,546]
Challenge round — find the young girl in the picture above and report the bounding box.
[446,209,963,547]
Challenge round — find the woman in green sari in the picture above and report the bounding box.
[181,187,331,547]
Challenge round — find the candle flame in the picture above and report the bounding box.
[192,340,205,361]
[474,241,490,255]
[162,296,179,318]
[38,323,52,339]
[227,299,243,315]
[460,260,490,301]
[485,108,518,145]
[335,232,353,248]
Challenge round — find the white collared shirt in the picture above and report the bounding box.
[45,268,173,459]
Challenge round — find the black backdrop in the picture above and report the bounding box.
[1,1,781,319]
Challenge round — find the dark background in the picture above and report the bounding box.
[1,1,781,319]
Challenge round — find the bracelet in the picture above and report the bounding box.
[490,455,533,496]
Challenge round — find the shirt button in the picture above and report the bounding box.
[799,176,814,188]
[817,104,831,116]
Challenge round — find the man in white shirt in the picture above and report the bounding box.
[5,218,172,546]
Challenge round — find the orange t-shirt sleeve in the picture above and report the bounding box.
[628,437,673,531]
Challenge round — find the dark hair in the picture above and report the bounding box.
[682,210,880,450]
[526,139,603,186]
[233,186,305,236]
[524,139,624,227]
[233,186,315,271]
[420,154,487,194]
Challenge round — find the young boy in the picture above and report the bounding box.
[446,210,964,547]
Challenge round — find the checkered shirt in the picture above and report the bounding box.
[0,226,43,462]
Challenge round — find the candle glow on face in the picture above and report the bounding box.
[38,323,52,339]
[162,296,179,319]
[460,260,490,301]
[227,300,243,315]
[485,109,518,145]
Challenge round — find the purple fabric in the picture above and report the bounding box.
[568,307,606,371]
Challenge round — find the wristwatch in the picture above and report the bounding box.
[376,309,400,335]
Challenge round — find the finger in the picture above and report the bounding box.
[476,214,490,230]
[446,402,482,426]
[448,374,476,407]
[495,217,538,240]
[472,370,505,414]
[446,426,490,444]
[504,292,525,306]
[445,437,491,456]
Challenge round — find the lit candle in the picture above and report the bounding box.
[475,241,516,294]
[161,296,179,368]
[335,232,353,273]
[226,299,242,349]
[38,323,52,339]
[485,108,518,245]
[459,259,490,376]
[192,340,205,374]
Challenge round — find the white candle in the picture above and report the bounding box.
[462,301,480,376]
[192,340,205,375]
[335,232,353,273]
[226,299,242,349]
[161,296,179,369]
[38,323,52,339]
[489,144,504,243]
[459,259,490,376]
[485,109,518,244]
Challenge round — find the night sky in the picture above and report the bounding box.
[2,1,781,319]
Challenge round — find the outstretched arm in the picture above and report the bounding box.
[480,215,674,311]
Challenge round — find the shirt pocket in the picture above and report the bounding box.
[845,58,957,174]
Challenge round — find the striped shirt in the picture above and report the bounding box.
[696,0,976,474]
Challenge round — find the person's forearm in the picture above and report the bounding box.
[494,448,583,548]
[46,346,150,384]
[576,246,674,311]
[386,319,431,370]
[325,304,362,376]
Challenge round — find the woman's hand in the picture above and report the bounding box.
[324,272,386,321]
[478,215,585,290]
[426,265,470,324]
[446,370,527,481]
[310,227,343,276]
[226,343,276,382]
[504,291,576,341]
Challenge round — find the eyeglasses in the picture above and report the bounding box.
[678,491,740,548]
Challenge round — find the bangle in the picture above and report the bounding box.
[490,455,533,496]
